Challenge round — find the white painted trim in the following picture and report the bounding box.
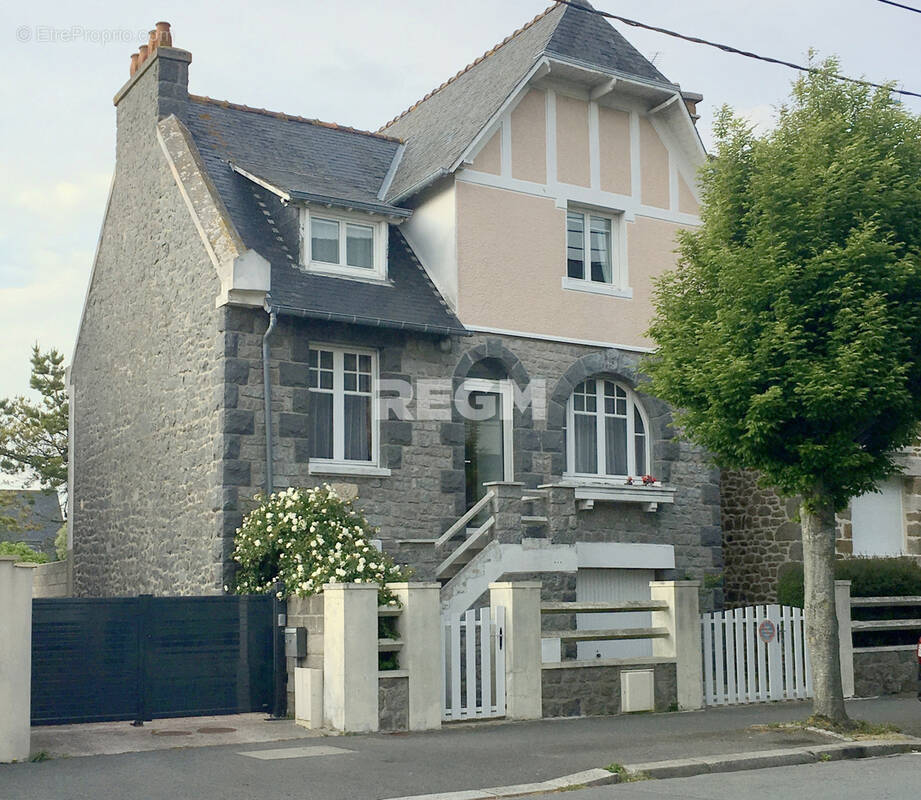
[500,119,512,178]
[456,168,700,227]
[545,88,558,187]
[575,542,675,569]
[464,324,655,354]
[229,164,291,202]
[307,461,391,478]
[648,113,703,206]
[459,378,515,483]
[307,344,383,469]
[648,94,680,116]
[561,276,633,299]
[301,207,388,280]
[377,143,405,201]
[588,101,601,190]
[590,78,617,101]
[629,111,642,203]
[453,58,551,172]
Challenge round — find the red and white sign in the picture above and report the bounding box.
[758,619,776,644]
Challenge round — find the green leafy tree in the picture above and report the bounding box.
[0,540,49,564]
[0,347,69,506]
[645,61,921,724]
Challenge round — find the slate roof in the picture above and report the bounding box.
[0,490,63,558]
[380,0,675,202]
[182,97,466,336]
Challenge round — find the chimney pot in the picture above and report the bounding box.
[155,21,172,48]
[129,52,139,76]
[147,29,158,55]
[137,44,149,66]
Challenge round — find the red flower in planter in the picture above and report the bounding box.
[641,474,657,485]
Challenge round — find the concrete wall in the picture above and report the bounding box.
[286,594,324,713]
[32,559,72,598]
[0,559,34,763]
[71,50,226,597]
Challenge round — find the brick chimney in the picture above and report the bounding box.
[681,91,703,124]
[114,21,190,121]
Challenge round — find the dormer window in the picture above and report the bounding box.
[301,207,388,280]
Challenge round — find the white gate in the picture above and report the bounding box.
[701,604,812,706]
[442,606,505,721]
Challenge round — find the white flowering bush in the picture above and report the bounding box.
[230,485,409,605]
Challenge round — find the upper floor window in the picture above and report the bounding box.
[308,345,379,466]
[566,379,649,479]
[563,208,631,299]
[301,208,388,280]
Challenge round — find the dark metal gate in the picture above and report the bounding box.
[31,594,275,725]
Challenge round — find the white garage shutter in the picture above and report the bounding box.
[576,568,654,660]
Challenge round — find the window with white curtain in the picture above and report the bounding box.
[308,346,376,465]
[563,207,630,298]
[566,379,649,479]
[301,208,388,279]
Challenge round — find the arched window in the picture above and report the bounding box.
[566,379,649,478]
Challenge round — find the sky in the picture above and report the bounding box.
[0,0,919,409]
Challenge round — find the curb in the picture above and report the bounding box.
[622,738,921,781]
[382,738,921,800]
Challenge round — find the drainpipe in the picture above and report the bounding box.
[262,307,278,496]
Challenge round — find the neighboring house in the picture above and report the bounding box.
[724,449,921,605]
[70,1,721,633]
[0,489,63,559]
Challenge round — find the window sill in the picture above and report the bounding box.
[307,460,392,478]
[304,261,390,284]
[561,277,633,299]
[558,476,676,512]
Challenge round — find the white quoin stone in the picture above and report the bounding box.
[650,580,703,710]
[322,583,379,732]
[0,558,35,763]
[388,582,442,731]
[836,580,855,698]
[489,581,542,720]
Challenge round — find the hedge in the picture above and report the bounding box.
[777,557,921,607]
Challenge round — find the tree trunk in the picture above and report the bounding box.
[800,493,848,723]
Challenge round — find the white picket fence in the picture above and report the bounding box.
[442,606,506,721]
[701,604,812,706]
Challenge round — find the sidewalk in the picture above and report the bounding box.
[8,696,921,800]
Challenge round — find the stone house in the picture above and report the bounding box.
[70,1,723,638]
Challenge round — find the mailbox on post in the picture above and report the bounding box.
[284,627,307,659]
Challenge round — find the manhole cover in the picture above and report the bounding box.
[197,727,237,734]
[151,730,193,737]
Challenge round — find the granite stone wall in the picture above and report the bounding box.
[722,468,921,606]
[378,675,410,731]
[219,313,724,590]
[541,661,676,717]
[853,646,919,697]
[71,53,226,596]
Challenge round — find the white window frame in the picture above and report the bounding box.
[300,207,389,281]
[564,378,650,481]
[459,377,515,483]
[562,206,631,299]
[306,344,390,477]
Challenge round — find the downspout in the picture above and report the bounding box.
[262,307,278,496]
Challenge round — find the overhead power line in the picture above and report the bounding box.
[876,0,921,15]
[555,0,921,101]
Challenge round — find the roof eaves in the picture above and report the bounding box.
[269,303,470,338]
[287,190,412,219]
[541,50,681,94]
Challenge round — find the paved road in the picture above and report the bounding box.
[2,696,919,800]
[530,752,921,799]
